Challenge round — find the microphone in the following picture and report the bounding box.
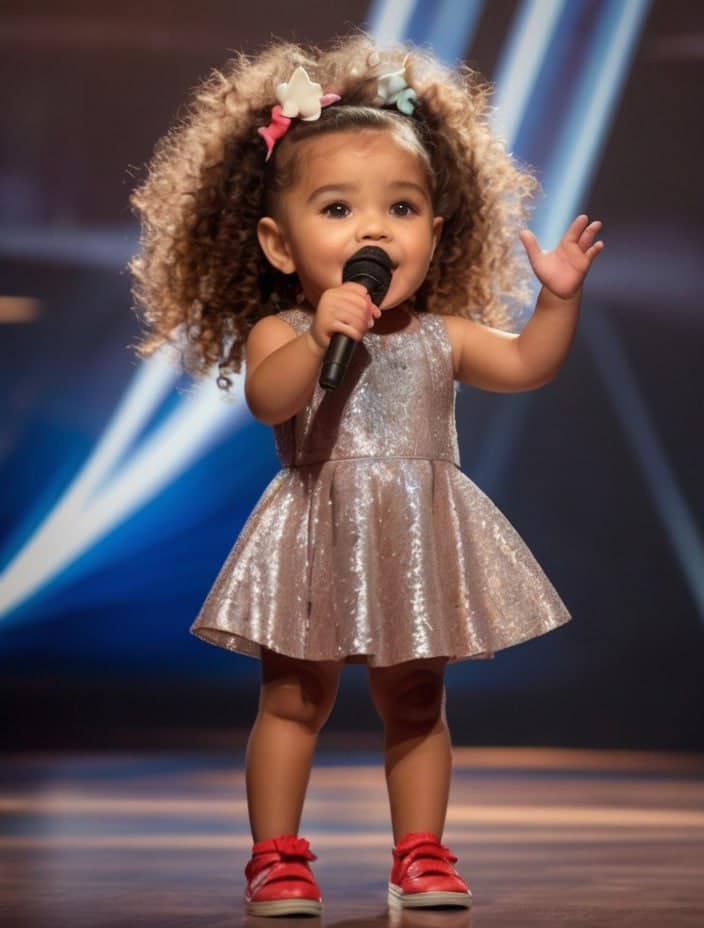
[319,246,393,391]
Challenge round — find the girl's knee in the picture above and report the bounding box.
[369,661,447,728]
[259,649,343,732]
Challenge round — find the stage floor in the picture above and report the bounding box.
[2,743,703,927]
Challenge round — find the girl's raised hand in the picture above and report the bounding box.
[519,214,604,300]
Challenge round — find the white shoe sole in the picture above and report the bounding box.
[388,883,472,909]
[245,897,322,916]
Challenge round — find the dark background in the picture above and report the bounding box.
[1,1,702,751]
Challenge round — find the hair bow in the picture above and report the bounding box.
[376,59,417,115]
[258,66,340,161]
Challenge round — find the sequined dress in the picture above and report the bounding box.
[190,306,571,666]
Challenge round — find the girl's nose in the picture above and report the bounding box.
[358,214,391,242]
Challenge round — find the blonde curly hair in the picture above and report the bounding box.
[129,32,538,390]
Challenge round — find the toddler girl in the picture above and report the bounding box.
[129,33,603,917]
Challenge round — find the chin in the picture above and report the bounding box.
[381,293,414,311]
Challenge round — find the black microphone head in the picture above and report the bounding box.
[342,246,393,306]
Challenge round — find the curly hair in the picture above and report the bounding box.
[129,32,539,390]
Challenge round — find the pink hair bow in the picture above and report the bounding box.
[257,105,292,162]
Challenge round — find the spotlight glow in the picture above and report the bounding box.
[0,352,248,618]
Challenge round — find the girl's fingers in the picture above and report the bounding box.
[339,292,374,312]
[340,286,377,313]
[577,222,601,251]
[564,214,590,243]
[585,240,605,261]
[519,228,541,261]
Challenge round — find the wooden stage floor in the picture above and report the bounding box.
[2,743,703,927]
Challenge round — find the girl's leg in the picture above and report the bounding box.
[245,648,344,842]
[367,657,451,842]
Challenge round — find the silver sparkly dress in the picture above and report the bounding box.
[190,307,571,666]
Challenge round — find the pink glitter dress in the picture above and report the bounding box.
[190,306,571,666]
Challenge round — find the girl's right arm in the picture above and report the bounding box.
[244,317,326,425]
[244,282,378,425]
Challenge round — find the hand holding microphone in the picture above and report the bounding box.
[316,246,393,391]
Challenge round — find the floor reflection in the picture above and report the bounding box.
[243,908,472,927]
[3,747,703,928]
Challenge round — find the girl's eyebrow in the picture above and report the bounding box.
[306,183,355,203]
[389,180,431,201]
[306,180,430,204]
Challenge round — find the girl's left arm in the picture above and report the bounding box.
[515,214,604,383]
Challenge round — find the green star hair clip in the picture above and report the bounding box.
[376,58,417,116]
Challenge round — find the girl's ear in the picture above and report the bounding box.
[257,217,295,274]
[431,216,444,259]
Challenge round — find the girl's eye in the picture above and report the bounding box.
[391,201,418,217]
[322,202,350,218]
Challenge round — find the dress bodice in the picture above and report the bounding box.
[271,307,461,468]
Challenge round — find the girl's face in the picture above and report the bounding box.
[258,129,444,311]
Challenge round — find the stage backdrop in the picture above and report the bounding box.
[1,0,702,750]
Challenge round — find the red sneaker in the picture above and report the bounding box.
[244,834,322,916]
[388,832,472,909]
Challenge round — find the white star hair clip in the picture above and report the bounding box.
[258,66,341,161]
[276,66,340,121]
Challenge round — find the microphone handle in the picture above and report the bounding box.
[318,264,390,391]
[319,332,356,391]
